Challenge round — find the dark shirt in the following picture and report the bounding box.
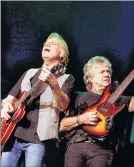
[66,90,131,150]
[8,69,75,143]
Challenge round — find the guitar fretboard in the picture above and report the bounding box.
[107,69,134,104]
[14,79,42,110]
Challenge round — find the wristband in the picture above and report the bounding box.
[77,115,81,125]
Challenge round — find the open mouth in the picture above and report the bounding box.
[44,48,50,52]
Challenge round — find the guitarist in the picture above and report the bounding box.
[1,32,75,167]
[60,56,134,167]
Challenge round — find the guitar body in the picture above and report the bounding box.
[82,84,126,137]
[1,91,27,145]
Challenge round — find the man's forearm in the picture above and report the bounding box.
[59,116,80,131]
[129,96,134,112]
[51,85,70,111]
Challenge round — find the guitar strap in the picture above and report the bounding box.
[28,60,66,102]
[26,68,49,103]
[27,69,63,104]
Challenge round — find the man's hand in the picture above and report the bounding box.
[1,99,15,120]
[39,66,58,88]
[79,111,99,126]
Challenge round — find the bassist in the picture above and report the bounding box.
[60,56,134,167]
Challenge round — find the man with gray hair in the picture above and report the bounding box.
[1,32,75,167]
[60,56,134,167]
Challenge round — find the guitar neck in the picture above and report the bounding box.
[14,79,42,109]
[108,70,134,104]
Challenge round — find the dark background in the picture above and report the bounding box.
[1,1,134,167]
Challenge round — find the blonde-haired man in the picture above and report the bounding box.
[1,32,75,167]
[60,56,134,167]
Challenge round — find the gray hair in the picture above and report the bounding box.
[47,32,69,60]
[83,56,112,91]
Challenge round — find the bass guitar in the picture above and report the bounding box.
[1,60,66,146]
[82,69,134,138]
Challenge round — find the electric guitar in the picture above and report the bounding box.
[82,69,134,138]
[1,60,66,146]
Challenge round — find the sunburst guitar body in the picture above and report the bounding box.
[82,69,134,138]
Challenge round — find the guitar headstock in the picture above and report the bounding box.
[51,59,67,74]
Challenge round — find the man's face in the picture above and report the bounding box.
[90,63,112,89]
[42,38,62,62]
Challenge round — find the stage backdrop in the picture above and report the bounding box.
[1,1,134,167]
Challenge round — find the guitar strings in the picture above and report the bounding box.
[98,70,134,116]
